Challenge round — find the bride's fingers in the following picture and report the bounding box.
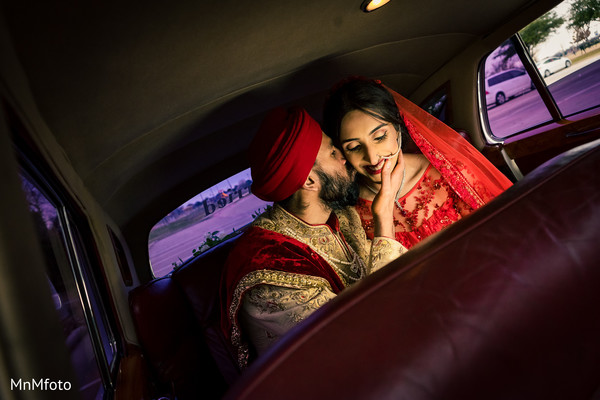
[379,159,393,195]
[382,157,404,194]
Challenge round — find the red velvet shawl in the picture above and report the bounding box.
[220,225,346,360]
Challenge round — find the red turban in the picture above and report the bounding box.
[249,107,322,201]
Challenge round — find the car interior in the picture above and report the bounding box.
[0,0,599,399]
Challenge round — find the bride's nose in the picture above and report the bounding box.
[366,145,379,165]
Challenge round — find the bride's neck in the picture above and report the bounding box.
[359,176,380,200]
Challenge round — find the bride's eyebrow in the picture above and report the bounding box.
[341,123,387,144]
[369,123,387,135]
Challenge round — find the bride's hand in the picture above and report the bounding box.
[371,157,404,238]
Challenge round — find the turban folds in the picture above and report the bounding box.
[250,107,322,201]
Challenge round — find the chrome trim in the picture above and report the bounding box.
[477,64,504,145]
[500,147,524,181]
[19,157,119,394]
[61,212,117,390]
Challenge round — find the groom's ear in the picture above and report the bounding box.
[302,169,320,192]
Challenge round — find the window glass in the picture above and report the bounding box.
[148,168,271,277]
[527,1,600,117]
[482,39,553,138]
[20,172,104,400]
[67,214,118,371]
[421,85,449,124]
[481,0,600,140]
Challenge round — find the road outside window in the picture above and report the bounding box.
[483,39,552,138]
[482,0,600,139]
[526,1,600,117]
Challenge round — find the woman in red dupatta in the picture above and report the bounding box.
[323,77,512,249]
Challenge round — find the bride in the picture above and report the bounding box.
[323,77,512,248]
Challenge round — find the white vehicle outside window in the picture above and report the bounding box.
[485,68,533,106]
[536,56,572,77]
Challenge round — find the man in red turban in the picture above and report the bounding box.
[221,107,407,369]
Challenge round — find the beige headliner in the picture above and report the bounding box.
[1,0,560,233]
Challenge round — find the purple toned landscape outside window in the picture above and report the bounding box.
[148,168,271,277]
[482,1,600,140]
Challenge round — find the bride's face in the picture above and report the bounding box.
[339,109,400,183]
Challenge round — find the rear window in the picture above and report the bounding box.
[148,168,271,277]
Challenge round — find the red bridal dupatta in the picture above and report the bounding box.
[385,86,513,209]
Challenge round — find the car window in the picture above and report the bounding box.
[480,0,600,140]
[542,49,600,117]
[420,84,450,124]
[481,39,552,138]
[530,2,600,118]
[19,168,118,399]
[148,168,271,277]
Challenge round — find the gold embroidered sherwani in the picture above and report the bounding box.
[222,204,406,367]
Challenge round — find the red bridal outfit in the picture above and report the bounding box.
[356,88,513,249]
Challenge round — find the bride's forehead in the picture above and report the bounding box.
[341,110,388,137]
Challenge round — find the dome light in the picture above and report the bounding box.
[360,0,391,12]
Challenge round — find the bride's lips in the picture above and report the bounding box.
[364,161,384,175]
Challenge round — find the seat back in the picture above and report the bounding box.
[225,139,600,399]
[129,236,240,399]
[172,239,240,384]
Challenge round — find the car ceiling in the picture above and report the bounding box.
[2,0,555,231]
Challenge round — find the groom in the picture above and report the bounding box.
[220,106,406,368]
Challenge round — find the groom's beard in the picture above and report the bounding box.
[314,165,359,211]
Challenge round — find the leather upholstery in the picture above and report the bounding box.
[225,139,600,399]
[172,240,241,384]
[129,237,240,399]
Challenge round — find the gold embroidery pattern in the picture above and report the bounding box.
[338,207,407,273]
[369,237,406,273]
[336,207,370,264]
[229,269,332,369]
[245,285,331,316]
[244,285,287,314]
[244,285,332,330]
[253,204,366,286]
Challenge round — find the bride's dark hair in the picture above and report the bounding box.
[322,77,408,148]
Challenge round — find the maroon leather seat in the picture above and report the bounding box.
[129,236,240,399]
[225,139,600,399]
